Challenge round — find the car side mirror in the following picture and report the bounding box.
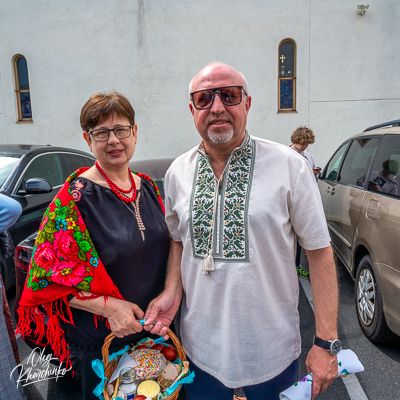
[19,178,53,195]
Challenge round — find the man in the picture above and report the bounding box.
[289,125,320,280]
[289,126,319,180]
[144,62,339,400]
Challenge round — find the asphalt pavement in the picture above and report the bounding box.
[7,256,400,399]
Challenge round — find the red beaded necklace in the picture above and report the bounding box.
[95,161,137,203]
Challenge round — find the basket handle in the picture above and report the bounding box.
[103,325,186,363]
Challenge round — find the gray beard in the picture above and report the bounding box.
[207,128,234,144]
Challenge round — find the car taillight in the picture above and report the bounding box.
[14,245,32,272]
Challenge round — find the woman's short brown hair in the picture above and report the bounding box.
[291,126,315,145]
[80,92,135,132]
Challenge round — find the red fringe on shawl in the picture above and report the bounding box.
[18,293,119,368]
[73,291,102,300]
[93,314,110,330]
[17,296,74,369]
[16,168,160,369]
[72,292,110,329]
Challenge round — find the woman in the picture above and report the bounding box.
[17,92,170,399]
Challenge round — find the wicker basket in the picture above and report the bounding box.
[101,329,186,400]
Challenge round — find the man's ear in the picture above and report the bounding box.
[245,95,252,114]
[189,102,195,116]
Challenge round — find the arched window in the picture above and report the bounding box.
[278,39,296,112]
[13,55,32,121]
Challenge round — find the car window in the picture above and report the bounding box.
[84,156,95,167]
[367,135,400,197]
[338,137,379,186]
[62,153,89,174]
[322,142,348,181]
[0,155,20,187]
[18,153,63,190]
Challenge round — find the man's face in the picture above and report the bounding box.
[292,143,309,152]
[189,65,251,151]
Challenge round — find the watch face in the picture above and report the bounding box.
[330,339,342,355]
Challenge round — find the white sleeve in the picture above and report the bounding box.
[289,162,331,250]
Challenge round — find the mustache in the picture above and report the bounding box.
[206,113,232,125]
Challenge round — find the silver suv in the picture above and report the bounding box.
[318,119,400,343]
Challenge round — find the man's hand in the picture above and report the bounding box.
[305,246,338,398]
[313,167,321,177]
[144,290,182,339]
[306,345,338,399]
[103,297,144,338]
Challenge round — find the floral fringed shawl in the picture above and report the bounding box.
[17,167,165,368]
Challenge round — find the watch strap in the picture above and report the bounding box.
[313,336,341,355]
[313,336,331,350]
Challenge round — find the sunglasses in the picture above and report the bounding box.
[190,86,247,110]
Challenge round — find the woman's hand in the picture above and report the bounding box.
[104,297,144,338]
[69,292,144,338]
[144,290,182,339]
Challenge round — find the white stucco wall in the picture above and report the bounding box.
[0,1,399,168]
[308,0,400,165]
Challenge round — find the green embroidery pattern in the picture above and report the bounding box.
[191,155,217,257]
[190,134,255,262]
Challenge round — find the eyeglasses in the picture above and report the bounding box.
[88,125,132,142]
[190,86,247,110]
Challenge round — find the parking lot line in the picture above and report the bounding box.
[299,278,369,400]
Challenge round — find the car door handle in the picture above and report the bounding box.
[330,187,336,195]
[326,187,331,194]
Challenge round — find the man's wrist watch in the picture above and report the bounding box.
[313,336,342,355]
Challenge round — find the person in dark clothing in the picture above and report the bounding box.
[17,92,170,400]
[0,194,25,399]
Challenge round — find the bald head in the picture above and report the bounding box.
[188,62,252,154]
[189,62,249,97]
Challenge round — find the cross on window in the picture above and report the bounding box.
[280,55,286,63]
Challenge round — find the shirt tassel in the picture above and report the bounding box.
[201,249,214,274]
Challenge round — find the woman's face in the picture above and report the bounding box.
[83,113,137,170]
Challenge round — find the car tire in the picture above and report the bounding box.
[355,255,400,343]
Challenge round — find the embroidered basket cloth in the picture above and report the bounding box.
[101,329,186,400]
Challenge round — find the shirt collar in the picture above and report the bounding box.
[289,144,305,157]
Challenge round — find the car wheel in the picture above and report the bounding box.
[355,255,400,343]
